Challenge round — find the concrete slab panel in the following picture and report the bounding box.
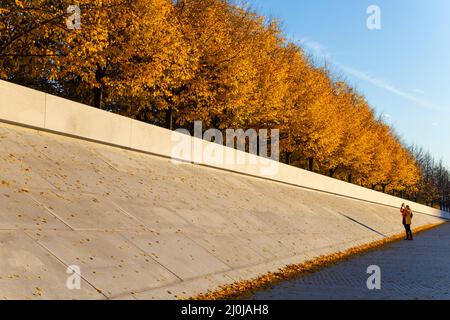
[0,153,57,192]
[113,200,203,234]
[233,233,295,260]
[0,125,60,191]
[0,231,103,299]
[28,191,145,231]
[93,144,150,173]
[186,232,268,269]
[0,186,69,230]
[121,231,231,280]
[26,230,181,298]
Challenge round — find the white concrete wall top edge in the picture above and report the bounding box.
[0,80,46,128]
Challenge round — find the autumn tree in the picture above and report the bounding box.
[320,83,375,182]
[284,67,345,171]
[170,0,289,132]
[0,0,69,89]
[53,0,190,111]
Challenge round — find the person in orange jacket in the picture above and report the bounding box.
[400,203,413,240]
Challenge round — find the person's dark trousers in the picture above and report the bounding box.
[403,218,408,240]
[405,224,413,240]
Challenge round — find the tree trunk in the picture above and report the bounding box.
[93,86,103,109]
[212,115,219,129]
[93,63,105,109]
[308,157,314,172]
[348,174,352,183]
[285,152,292,165]
[329,167,337,177]
[165,107,173,130]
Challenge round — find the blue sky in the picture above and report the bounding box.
[251,0,450,167]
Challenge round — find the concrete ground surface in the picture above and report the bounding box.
[0,121,446,300]
[251,222,450,300]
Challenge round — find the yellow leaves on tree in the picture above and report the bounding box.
[58,0,188,110]
[0,0,424,196]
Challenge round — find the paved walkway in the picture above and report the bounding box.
[251,222,450,300]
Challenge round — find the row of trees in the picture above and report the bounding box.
[1,0,449,209]
[409,146,450,210]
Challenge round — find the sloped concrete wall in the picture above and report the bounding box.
[0,80,446,218]
[0,81,448,299]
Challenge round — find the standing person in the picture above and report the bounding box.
[400,203,409,240]
[404,205,413,240]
